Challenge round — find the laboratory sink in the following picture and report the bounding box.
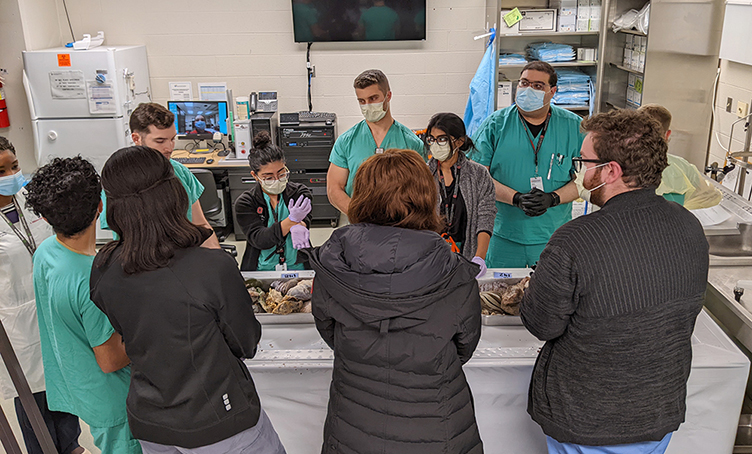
[707,223,752,257]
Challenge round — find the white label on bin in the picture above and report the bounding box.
[494,272,513,278]
[281,272,299,279]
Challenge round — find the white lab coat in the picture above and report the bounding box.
[0,191,53,399]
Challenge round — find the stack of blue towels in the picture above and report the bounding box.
[552,69,592,108]
[499,53,528,65]
[526,42,576,62]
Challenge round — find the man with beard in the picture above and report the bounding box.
[520,109,709,454]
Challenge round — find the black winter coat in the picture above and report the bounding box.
[305,224,483,454]
[234,181,312,271]
[90,246,263,448]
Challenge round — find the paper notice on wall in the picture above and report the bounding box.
[169,82,193,101]
[87,81,117,114]
[49,70,86,98]
[198,83,228,101]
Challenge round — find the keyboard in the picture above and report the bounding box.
[173,157,206,165]
[298,111,337,122]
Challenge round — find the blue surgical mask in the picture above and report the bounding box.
[194,120,206,130]
[0,172,27,196]
[516,87,547,113]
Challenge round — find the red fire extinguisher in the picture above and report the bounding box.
[0,78,10,129]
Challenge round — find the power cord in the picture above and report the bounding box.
[306,42,313,112]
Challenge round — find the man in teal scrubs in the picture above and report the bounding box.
[327,69,424,216]
[358,1,399,40]
[25,157,141,454]
[472,62,583,268]
[100,102,220,248]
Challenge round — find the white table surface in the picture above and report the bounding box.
[246,310,749,454]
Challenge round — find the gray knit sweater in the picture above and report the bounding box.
[429,152,497,260]
[521,188,709,446]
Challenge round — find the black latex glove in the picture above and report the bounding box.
[519,188,558,217]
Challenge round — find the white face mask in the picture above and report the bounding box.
[260,178,287,195]
[575,162,608,202]
[360,101,387,123]
[430,142,453,162]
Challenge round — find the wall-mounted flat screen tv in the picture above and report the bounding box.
[292,0,426,42]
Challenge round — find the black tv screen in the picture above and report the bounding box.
[292,0,426,42]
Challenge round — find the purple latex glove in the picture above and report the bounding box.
[471,256,487,279]
[288,196,312,223]
[289,224,311,249]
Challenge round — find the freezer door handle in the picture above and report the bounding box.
[22,70,37,120]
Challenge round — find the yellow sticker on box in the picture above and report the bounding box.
[504,8,523,27]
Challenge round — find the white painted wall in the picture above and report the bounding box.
[1,0,63,172]
[49,0,490,148]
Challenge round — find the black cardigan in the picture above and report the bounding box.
[521,188,709,446]
[234,181,312,271]
[90,246,263,448]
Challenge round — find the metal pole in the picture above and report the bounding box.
[593,0,611,113]
[0,406,23,454]
[738,98,752,196]
[0,320,58,454]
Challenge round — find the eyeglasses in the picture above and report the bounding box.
[518,79,550,91]
[571,157,607,172]
[258,167,290,184]
[425,135,451,146]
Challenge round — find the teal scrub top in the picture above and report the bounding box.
[32,236,131,428]
[329,120,425,196]
[359,6,400,40]
[257,194,305,272]
[471,105,584,244]
[100,159,204,232]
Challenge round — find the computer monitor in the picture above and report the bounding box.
[167,101,229,140]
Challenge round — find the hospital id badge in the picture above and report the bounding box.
[530,176,544,191]
[275,263,288,272]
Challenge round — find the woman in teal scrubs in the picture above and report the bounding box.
[234,131,313,271]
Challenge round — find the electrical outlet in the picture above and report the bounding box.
[737,101,749,118]
[727,97,734,113]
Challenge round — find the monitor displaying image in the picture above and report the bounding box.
[292,0,426,43]
[167,101,228,139]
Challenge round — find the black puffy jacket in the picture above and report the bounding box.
[305,224,483,454]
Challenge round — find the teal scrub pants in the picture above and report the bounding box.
[486,235,547,268]
[89,421,142,454]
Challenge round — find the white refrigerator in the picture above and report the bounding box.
[23,45,152,241]
[22,45,151,172]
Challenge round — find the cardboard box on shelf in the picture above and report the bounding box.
[628,73,636,89]
[586,48,596,61]
[559,11,577,32]
[638,52,646,72]
[625,34,634,50]
[639,36,647,52]
[498,81,513,109]
[624,48,632,67]
[577,0,589,31]
[519,9,557,31]
[631,51,640,71]
[499,10,521,34]
[589,0,601,31]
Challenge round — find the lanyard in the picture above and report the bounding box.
[436,164,462,229]
[519,109,551,175]
[268,198,286,265]
[0,196,37,257]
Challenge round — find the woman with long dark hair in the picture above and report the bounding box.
[424,112,496,277]
[305,148,483,454]
[90,146,285,454]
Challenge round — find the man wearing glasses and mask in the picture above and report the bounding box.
[472,61,583,268]
[521,109,708,454]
